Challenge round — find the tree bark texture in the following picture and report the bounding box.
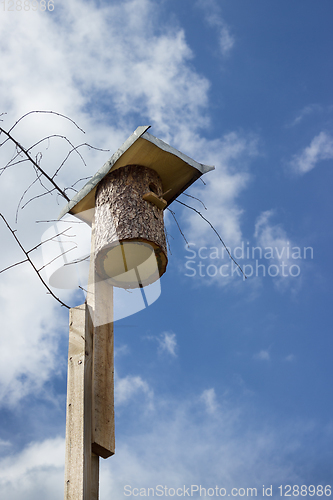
[94,164,168,287]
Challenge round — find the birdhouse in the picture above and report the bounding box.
[58,126,214,289]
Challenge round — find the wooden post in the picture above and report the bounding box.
[91,280,115,458]
[64,220,115,499]
[64,303,99,499]
[87,220,115,459]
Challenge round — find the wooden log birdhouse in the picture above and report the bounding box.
[58,126,214,289]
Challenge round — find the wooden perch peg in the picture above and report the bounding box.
[142,191,167,210]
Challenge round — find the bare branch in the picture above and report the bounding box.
[0,126,70,201]
[175,199,247,279]
[63,254,90,266]
[21,188,57,211]
[37,246,77,273]
[8,110,85,134]
[64,187,78,195]
[36,219,85,224]
[0,158,30,172]
[164,229,173,255]
[0,213,70,308]
[31,155,51,193]
[167,207,188,244]
[25,134,87,172]
[0,259,29,274]
[182,192,207,210]
[27,227,74,253]
[16,173,45,222]
[1,145,25,172]
[71,176,92,188]
[52,143,109,180]
[0,136,11,147]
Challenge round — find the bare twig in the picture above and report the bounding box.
[0,157,30,173]
[175,200,247,279]
[0,213,70,308]
[27,227,74,253]
[70,176,92,188]
[37,246,77,273]
[64,255,90,266]
[16,173,45,222]
[0,136,11,148]
[0,147,25,175]
[31,156,52,194]
[64,187,78,195]
[0,259,29,274]
[167,207,188,244]
[8,110,85,134]
[25,134,87,172]
[0,112,108,311]
[164,229,173,255]
[52,142,109,180]
[0,127,70,202]
[182,192,207,210]
[21,188,57,211]
[36,219,84,223]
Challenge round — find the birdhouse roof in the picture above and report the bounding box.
[58,126,214,224]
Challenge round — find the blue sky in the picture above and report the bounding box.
[0,0,332,498]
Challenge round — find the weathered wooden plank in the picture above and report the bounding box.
[87,221,115,459]
[90,454,99,500]
[84,305,100,499]
[64,303,99,500]
[92,280,115,458]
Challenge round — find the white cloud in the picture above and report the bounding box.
[157,332,177,357]
[0,437,65,500]
[114,344,129,358]
[253,210,304,290]
[179,132,258,248]
[0,0,211,141]
[0,0,215,231]
[285,354,296,362]
[0,390,329,499]
[200,387,219,414]
[168,131,259,289]
[287,104,322,127]
[115,373,154,408]
[0,439,11,448]
[196,0,235,56]
[254,210,287,250]
[0,0,217,407]
[290,131,333,174]
[254,350,270,361]
[0,265,68,407]
[99,395,324,498]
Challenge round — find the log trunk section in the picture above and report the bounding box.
[94,164,168,288]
